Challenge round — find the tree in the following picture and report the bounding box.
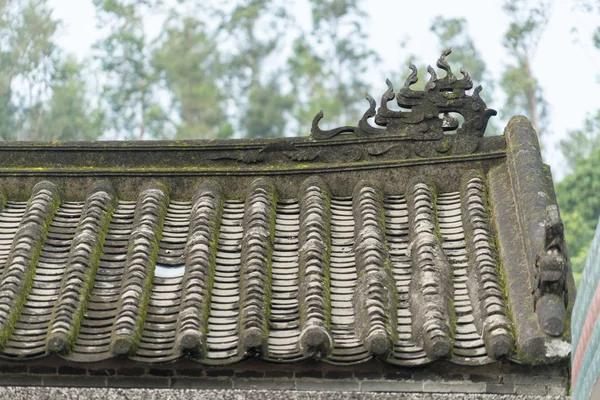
[553,0,600,286]
[93,0,165,140]
[430,17,490,89]
[0,0,58,140]
[429,16,499,135]
[243,77,293,138]
[153,10,232,139]
[559,111,600,170]
[222,0,294,138]
[288,0,379,135]
[34,56,104,141]
[500,0,551,135]
[555,147,600,285]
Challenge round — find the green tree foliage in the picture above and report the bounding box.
[559,111,600,169]
[0,0,58,139]
[34,56,104,140]
[556,146,600,284]
[223,0,294,138]
[153,9,232,139]
[93,0,166,139]
[553,3,600,286]
[500,0,551,134]
[244,77,293,138]
[0,0,100,140]
[288,0,378,134]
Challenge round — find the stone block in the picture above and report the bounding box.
[0,375,43,386]
[88,369,116,377]
[106,377,169,388]
[234,378,295,390]
[170,378,233,389]
[147,368,175,377]
[504,373,566,386]
[115,368,147,377]
[57,366,87,376]
[486,383,515,394]
[548,385,569,396]
[360,380,423,392]
[204,368,235,378]
[234,370,264,379]
[514,384,548,395]
[264,370,294,378]
[0,366,27,374]
[43,376,106,387]
[296,379,360,391]
[28,366,56,375]
[295,370,323,379]
[423,381,486,393]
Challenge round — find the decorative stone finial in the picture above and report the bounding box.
[311,48,496,150]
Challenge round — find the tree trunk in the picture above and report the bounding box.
[139,78,146,140]
[523,54,539,135]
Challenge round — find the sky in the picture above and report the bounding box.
[48,0,600,179]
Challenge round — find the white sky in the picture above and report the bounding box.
[48,0,600,179]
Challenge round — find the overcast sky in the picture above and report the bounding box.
[48,0,600,178]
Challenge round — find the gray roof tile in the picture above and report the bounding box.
[0,55,574,369]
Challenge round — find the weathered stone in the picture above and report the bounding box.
[0,51,572,396]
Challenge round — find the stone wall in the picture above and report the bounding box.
[0,358,569,397]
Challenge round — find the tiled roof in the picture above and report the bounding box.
[0,174,510,365]
[0,54,575,369]
[0,121,573,368]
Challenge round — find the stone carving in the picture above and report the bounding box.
[535,205,569,336]
[284,150,320,162]
[311,48,496,153]
[202,49,497,168]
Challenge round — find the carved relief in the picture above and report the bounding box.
[311,48,497,155]
[201,49,497,167]
[534,205,569,337]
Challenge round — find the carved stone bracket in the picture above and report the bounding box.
[534,205,569,337]
[311,48,497,155]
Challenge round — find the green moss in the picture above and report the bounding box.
[112,188,169,354]
[427,181,444,243]
[482,175,518,351]
[48,195,118,352]
[0,188,7,211]
[0,244,41,346]
[263,188,278,324]
[200,191,224,341]
[237,180,278,340]
[0,189,61,347]
[448,296,457,341]
[4,147,506,176]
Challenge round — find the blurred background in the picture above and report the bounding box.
[0,0,598,284]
